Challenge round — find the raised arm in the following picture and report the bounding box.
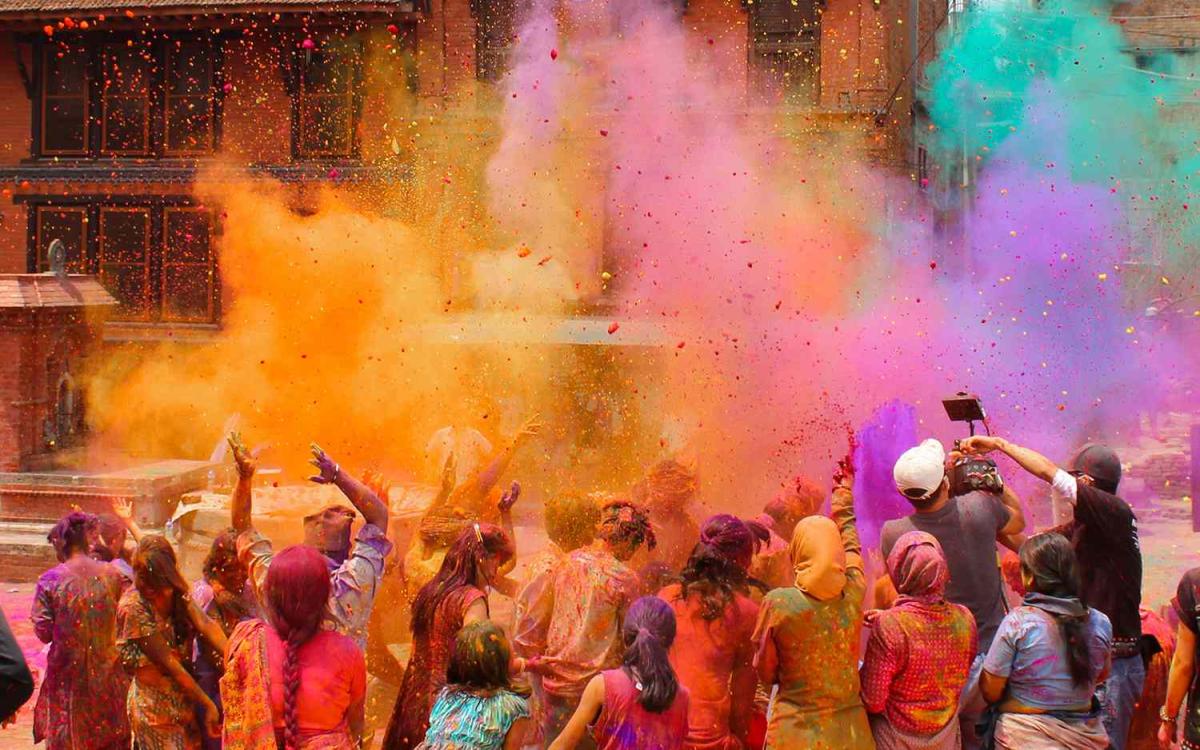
[112,499,145,544]
[228,432,256,533]
[830,448,863,570]
[960,436,1059,485]
[448,416,540,513]
[309,444,389,531]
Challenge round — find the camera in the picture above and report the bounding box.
[942,393,1004,497]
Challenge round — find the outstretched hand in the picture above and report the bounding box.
[515,414,543,441]
[833,430,857,490]
[498,481,521,513]
[959,436,1004,455]
[308,444,341,485]
[227,432,257,479]
[112,498,134,521]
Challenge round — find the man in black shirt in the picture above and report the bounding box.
[962,436,1143,750]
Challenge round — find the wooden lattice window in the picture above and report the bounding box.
[161,208,216,322]
[34,206,88,272]
[101,42,154,155]
[165,39,215,154]
[749,0,821,106]
[297,37,360,157]
[40,44,90,155]
[98,207,152,320]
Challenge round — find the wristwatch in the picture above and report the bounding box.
[1161,705,1178,724]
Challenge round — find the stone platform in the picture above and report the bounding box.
[0,459,218,581]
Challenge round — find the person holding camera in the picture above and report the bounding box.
[880,438,1026,749]
[960,436,1143,750]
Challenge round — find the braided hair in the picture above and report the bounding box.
[263,545,332,750]
[621,596,679,712]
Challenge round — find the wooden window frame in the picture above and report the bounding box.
[161,207,217,323]
[164,38,217,156]
[290,36,364,160]
[38,43,91,157]
[100,42,154,157]
[24,198,221,325]
[98,206,154,321]
[33,205,88,272]
[33,33,223,159]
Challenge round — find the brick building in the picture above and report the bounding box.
[0,0,931,333]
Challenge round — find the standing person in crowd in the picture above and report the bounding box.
[515,500,655,747]
[230,435,392,650]
[1131,605,1173,750]
[383,523,516,750]
[963,436,1143,749]
[118,535,229,750]
[980,533,1111,749]
[192,529,253,750]
[632,460,701,573]
[881,438,1024,746]
[753,452,874,749]
[860,531,977,749]
[548,596,690,750]
[94,510,135,584]
[659,514,762,750]
[751,477,824,591]
[1157,565,1200,750]
[420,620,531,750]
[32,512,129,750]
[511,491,601,748]
[221,545,366,750]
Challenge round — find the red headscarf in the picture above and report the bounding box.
[885,531,948,604]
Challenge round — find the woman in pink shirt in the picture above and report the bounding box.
[659,514,762,750]
[548,596,690,750]
[221,545,366,749]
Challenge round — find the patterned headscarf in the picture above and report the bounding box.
[885,530,948,603]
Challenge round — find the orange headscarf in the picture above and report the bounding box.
[789,515,847,601]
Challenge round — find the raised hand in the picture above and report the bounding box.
[227,432,256,479]
[112,498,134,521]
[833,431,857,491]
[959,436,1004,455]
[308,443,340,485]
[498,481,521,513]
[515,414,543,441]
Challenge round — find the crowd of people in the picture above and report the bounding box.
[1,422,1198,750]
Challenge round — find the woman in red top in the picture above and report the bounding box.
[383,523,515,750]
[221,544,366,750]
[659,515,762,750]
[859,531,977,750]
[549,596,690,750]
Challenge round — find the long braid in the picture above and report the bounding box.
[282,631,303,750]
[262,545,333,750]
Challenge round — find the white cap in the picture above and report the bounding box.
[893,439,947,500]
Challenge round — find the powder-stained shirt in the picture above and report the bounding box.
[513,545,641,699]
[982,605,1112,711]
[1171,568,1200,746]
[881,492,1009,650]
[238,523,392,649]
[860,599,977,736]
